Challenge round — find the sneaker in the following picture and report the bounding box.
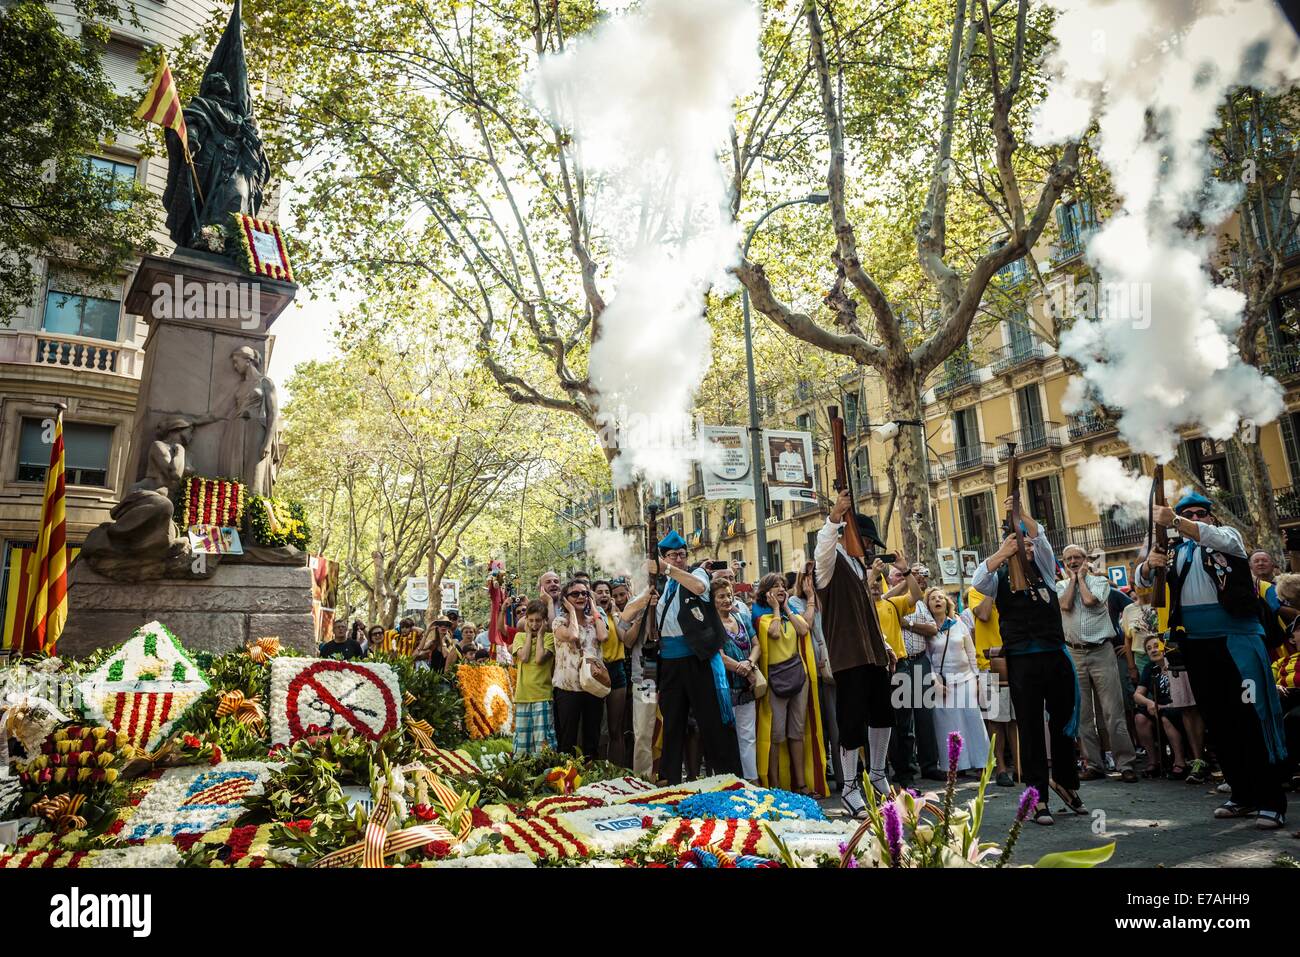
[1185,760,1208,784]
[1078,768,1107,781]
[1216,782,1233,794]
[1104,752,1117,772]
[840,785,868,820]
[1257,810,1286,830]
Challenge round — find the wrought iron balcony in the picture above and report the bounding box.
[1276,485,1300,522]
[1263,345,1300,382]
[997,423,1065,459]
[938,442,998,475]
[1066,410,1114,441]
[933,365,980,398]
[991,340,1048,374]
[687,481,704,500]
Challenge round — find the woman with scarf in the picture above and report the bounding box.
[753,573,827,795]
[924,588,989,772]
[717,578,761,781]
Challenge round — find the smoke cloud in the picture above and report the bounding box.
[584,526,648,591]
[1075,454,1184,520]
[536,0,760,486]
[1031,0,1299,487]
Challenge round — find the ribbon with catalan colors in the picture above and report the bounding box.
[311,783,455,869]
[401,692,436,751]
[215,690,265,734]
[246,637,281,665]
[31,793,87,833]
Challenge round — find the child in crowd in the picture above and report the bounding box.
[1133,634,1205,781]
[511,599,556,755]
[1272,620,1300,788]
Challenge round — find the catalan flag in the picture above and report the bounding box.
[135,52,189,148]
[22,412,68,655]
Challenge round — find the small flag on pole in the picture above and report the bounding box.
[23,412,68,655]
[135,52,189,145]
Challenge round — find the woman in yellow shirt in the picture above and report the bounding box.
[594,579,628,767]
[753,573,827,795]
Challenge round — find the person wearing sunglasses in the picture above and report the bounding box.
[1138,492,1289,829]
[551,578,608,756]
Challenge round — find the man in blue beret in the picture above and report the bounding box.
[1138,491,1288,828]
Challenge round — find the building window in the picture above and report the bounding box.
[844,393,860,433]
[953,407,980,452]
[1026,474,1065,536]
[766,540,783,573]
[17,418,113,487]
[85,155,136,211]
[795,412,812,434]
[851,447,871,492]
[805,529,818,563]
[42,280,121,342]
[959,491,998,552]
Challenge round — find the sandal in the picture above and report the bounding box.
[1049,779,1088,815]
[1033,804,1055,826]
[1169,765,1188,780]
[1213,801,1257,819]
[1257,810,1286,830]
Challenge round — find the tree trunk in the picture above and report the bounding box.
[884,365,938,569]
[368,533,384,625]
[1231,436,1284,558]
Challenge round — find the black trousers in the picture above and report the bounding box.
[1007,649,1080,802]
[1182,636,1287,814]
[659,654,740,784]
[834,663,893,752]
[819,679,842,787]
[554,687,603,757]
[889,652,941,782]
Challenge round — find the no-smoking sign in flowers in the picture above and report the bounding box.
[269,658,402,746]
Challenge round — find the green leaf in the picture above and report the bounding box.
[1033,842,1116,868]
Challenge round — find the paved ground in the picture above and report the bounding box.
[821,773,1300,867]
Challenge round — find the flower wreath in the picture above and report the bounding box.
[670,787,827,823]
[246,495,310,550]
[180,476,244,528]
[232,212,294,282]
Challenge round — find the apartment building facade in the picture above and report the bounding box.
[0,0,257,645]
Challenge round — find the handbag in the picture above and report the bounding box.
[580,656,612,698]
[768,653,806,699]
[752,670,769,700]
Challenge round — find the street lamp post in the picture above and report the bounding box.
[742,192,829,579]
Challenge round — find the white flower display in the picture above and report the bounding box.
[124,762,274,841]
[269,657,402,746]
[425,853,536,868]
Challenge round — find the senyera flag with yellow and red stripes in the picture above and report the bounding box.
[135,52,189,147]
[23,411,68,656]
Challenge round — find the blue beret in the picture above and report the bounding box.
[1174,492,1213,514]
[657,529,688,551]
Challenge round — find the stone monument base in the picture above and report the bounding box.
[59,561,317,658]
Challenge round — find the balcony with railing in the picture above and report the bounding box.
[687,481,704,500]
[938,442,998,475]
[1276,485,1300,522]
[997,257,1029,286]
[0,331,142,377]
[996,422,1065,460]
[990,339,1048,375]
[933,364,980,399]
[1066,410,1115,441]
[793,496,825,517]
[566,537,585,556]
[1262,345,1300,382]
[1065,518,1147,553]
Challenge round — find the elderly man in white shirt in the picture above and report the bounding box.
[1058,543,1138,782]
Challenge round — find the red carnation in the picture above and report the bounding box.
[183,734,201,749]
[413,804,435,821]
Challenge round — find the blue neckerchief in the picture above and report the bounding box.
[750,601,776,629]
[938,617,957,633]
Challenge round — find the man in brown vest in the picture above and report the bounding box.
[815,488,903,817]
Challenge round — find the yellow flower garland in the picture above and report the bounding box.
[455,663,515,739]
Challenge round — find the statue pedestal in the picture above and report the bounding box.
[60,561,317,658]
[123,249,297,485]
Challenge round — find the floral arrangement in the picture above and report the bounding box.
[76,621,209,754]
[667,787,825,823]
[268,657,402,746]
[466,815,595,862]
[185,823,289,868]
[120,762,273,842]
[0,844,181,868]
[455,662,514,739]
[232,212,294,282]
[613,774,748,807]
[245,495,310,550]
[180,477,244,528]
[575,776,656,801]
[16,726,128,831]
[652,817,769,856]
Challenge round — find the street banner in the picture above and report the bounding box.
[959,549,981,581]
[403,577,460,612]
[761,429,817,504]
[699,425,754,500]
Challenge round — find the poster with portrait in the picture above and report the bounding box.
[761,429,817,504]
[310,554,339,643]
[936,548,961,585]
[698,425,754,500]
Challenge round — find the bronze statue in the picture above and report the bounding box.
[215,345,280,496]
[162,0,271,251]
